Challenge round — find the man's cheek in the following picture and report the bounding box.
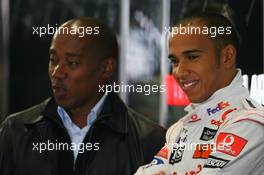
[48,67,54,78]
[77,81,93,95]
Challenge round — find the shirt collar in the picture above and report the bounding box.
[57,93,107,127]
[184,69,249,112]
[25,92,128,134]
[91,93,107,118]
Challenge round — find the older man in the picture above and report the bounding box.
[0,17,166,175]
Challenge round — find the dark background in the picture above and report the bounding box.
[4,0,263,125]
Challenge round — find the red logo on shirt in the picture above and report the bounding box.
[156,145,168,159]
[211,108,237,127]
[216,133,248,157]
[188,114,201,123]
[185,164,202,175]
[192,144,212,159]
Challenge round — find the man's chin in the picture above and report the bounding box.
[186,93,200,103]
[187,94,210,103]
[54,97,71,108]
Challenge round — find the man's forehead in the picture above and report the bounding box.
[52,19,99,41]
[53,26,98,43]
[50,34,97,57]
[169,33,206,47]
[168,20,209,40]
[168,33,213,55]
[53,29,97,42]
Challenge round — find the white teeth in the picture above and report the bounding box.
[183,81,197,88]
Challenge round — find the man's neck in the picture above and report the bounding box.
[66,93,104,128]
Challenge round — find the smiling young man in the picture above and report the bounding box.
[135,12,264,175]
[0,17,166,175]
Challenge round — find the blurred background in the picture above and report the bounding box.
[0,0,263,128]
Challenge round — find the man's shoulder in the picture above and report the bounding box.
[107,92,166,135]
[126,107,166,163]
[2,98,51,126]
[223,97,264,128]
[126,107,166,136]
[165,118,185,142]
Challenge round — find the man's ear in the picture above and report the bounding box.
[101,58,116,79]
[220,44,237,69]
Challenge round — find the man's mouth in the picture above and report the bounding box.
[52,85,67,99]
[180,80,199,91]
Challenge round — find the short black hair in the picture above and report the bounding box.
[176,11,240,60]
[60,17,119,61]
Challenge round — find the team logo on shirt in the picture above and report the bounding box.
[207,101,230,116]
[156,145,168,159]
[192,144,212,159]
[204,155,230,169]
[216,132,248,157]
[188,114,201,123]
[169,127,188,165]
[200,127,218,141]
[185,164,202,175]
[143,157,164,169]
[211,108,237,127]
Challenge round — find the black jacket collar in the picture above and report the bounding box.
[24,93,128,134]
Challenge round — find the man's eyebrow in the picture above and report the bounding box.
[48,49,81,58]
[168,49,203,59]
[168,53,176,59]
[65,52,81,58]
[182,49,204,55]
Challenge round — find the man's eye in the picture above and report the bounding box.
[170,60,179,67]
[187,55,199,60]
[49,56,58,65]
[169,59,179,66]
[67,61,79,67]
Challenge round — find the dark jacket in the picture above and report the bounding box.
[0,93,166,175]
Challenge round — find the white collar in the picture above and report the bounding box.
[184,69,249,112]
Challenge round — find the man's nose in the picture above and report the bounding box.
[50,63,67,79]
[174,61,189,78]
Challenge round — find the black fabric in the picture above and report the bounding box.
[0,93,166,175]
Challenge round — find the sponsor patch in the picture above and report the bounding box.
[143,157,164,169]
[192,144,212,159]
[185,164,202,175]
[169,127,188,165]
[169,145,185,164]
[156,145,168,159]
[200,127,218,141]
[188,114,201,123]
[216,133,248,157]
[207,101,230,116]
[204,155,230,169]
[211,108,237,127]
